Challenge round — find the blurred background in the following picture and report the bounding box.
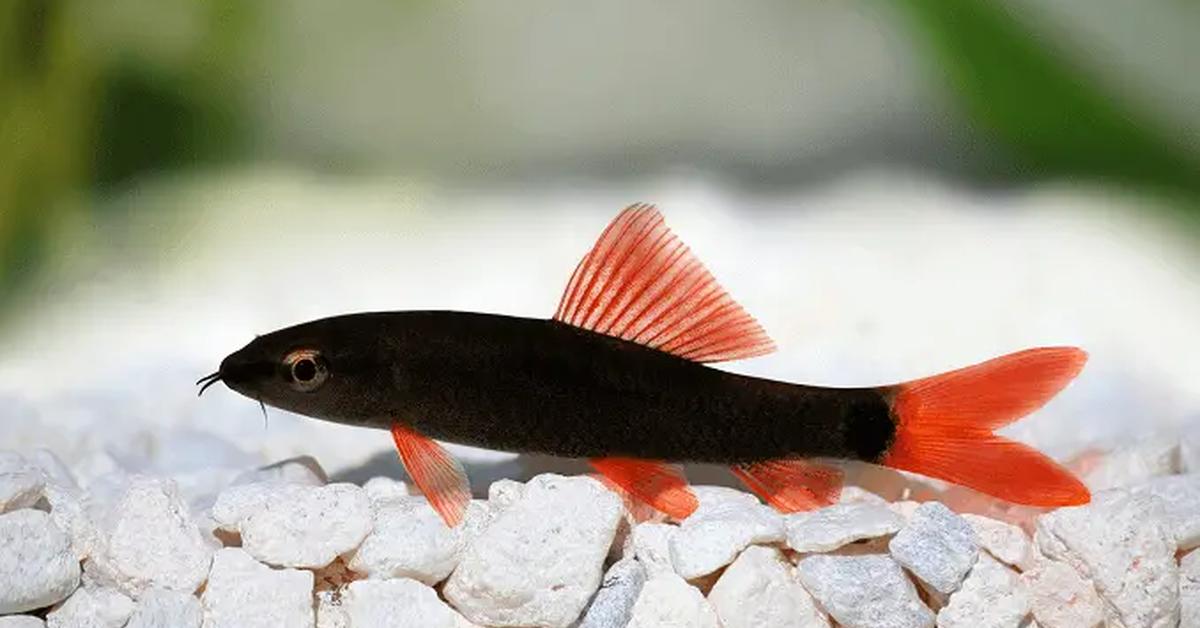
[2,1,1199,491]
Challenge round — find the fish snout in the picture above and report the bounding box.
[217,353,273,391]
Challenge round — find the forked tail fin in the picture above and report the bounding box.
[881,347,1091,507]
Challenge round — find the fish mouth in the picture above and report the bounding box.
[196,371,223,396]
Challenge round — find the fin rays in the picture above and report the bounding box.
[554,204,776,363]
[390,423,471,527]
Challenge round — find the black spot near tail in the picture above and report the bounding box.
[843,392,896,462]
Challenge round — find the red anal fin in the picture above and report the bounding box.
[732,459,844,513]
[390,423,471,527]
[554,204,776,363]
[590,457,699,520]
[882,347,1091,507]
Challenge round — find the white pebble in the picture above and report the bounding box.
[1181,550,1199,628]
[1035,489,1178,627]
[889,500,921,521]
[630,523,678,576]
[626,573,721,628]
[1020,560,1104,628]
[936,553,1029,628]
[237,483,373,569]
[87,477,213,596]
[669,493,784,579]
[315,590,347,628]
[209,483,272,530]
[838,485,887,505]
[889,502,978,596]
[348,497,486,585]
[444,474,623,628]
[0,452,45,513]
[27,450,79,492]
[707,545,830,628]
[485,479,525,509]
[200,548,314,628]
[578,559,647,628]
[42,483,100,561]
[341,578,477,628]
[1129,473,1200,550]
[1081,437,1180,490]
[785,502,904,553]
[0,510,81,614]
[0,617,45,627]
[47,587,134,628]
[127,588,202,628]
[233,456,328,487]
[690,485,760,510]
[1182,433,1200,473]
[797,554,934,628]
[362,476,414,503]
[961,514,1033,570]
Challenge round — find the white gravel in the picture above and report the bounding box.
[629,523,678,576]
[961,513,1034,571]
[126,589,202,628]
[707,545,830,628]
[0,618,45,628]
[227,483,373,569]
[935,553,1029,628]
[796,554,934,628]
[3,439,1199,626]
[340,578,478,628]
[46,587,133,628]
[347,496,485,585]
[1021,559,1105,628]
[785,501,904,553]
[1181,550,1199,628]
[0,453,45,514]
[85,477,213,597]
[1035,489,1179,627]
[576,558,647,628]
[1128,473,1200,551]
[625,573,721,628]
[0,510,80,614]
[888,502,979,597]
[200,548,314,628]
[668,486,785,579]
[443,475,623,628]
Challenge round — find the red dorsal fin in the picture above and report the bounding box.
[390,423,471,527]
[554,204,776,363]
[731,459,844,513]
[590,457,699,520]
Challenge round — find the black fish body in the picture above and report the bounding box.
[209,204,1091,525]
[222,310,895,464]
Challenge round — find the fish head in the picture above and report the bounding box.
[210,315,393,424]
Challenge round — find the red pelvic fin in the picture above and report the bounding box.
[881,347,1091,507]
[390,423,471,526]
[590,457,699,520]
[731,459,844,513]
[554,204,776,363]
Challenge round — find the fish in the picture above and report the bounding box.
[201,204,1091,526]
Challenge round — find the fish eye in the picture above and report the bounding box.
[283,349,328,392]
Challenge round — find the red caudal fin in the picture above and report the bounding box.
[881,347,1091,507]
[554,204,776,363]
[390,423,471,526]
[590,457,699,520]
[732,459,844,513]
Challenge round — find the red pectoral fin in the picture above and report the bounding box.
[732,459,844,513]
[554,204,776,363]
[390,423,471,527]
[590,457,699,520]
